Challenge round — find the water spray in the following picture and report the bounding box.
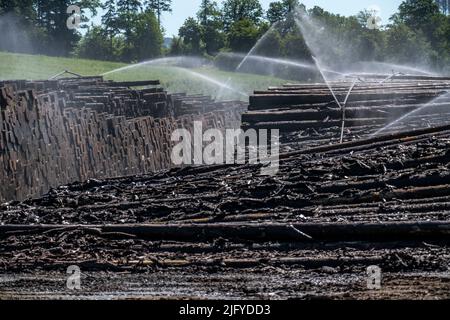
[235,21,282,72]
[312,57,342,109]
[102,56,208,76]
[372,91,450,137]
[173,67,248,99]
[340,79,358,143]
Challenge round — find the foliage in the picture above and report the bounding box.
[267,0,302,24]
[146,0,172,26]
[228,18,260,52]
[222,0,264,31]
[179,17,204,55]
[131,10,163,60]
[75,26,122,61]
[197,1,226,55]
[385,23,435,65]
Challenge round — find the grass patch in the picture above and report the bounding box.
[0,51,125,80]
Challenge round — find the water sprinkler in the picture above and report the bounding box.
[49,70,83,80]
[379,72,405,84]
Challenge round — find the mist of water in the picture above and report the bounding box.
[372,91,450,136]
[347,61,437,77]
[293,9,350,79]
[292,6,443,80]
[236,21,282,72]
[221,52,343,77]
[102,56,208,76]
[101,55,248,101]
[311,57,343,108]
[0,13,35,55]
[173,67,248,98]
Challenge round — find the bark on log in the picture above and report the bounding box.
[1,221,450,242]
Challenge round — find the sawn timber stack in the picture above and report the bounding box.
[0,77,245,202]
[243,76,450,151]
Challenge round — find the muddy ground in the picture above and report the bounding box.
[2,270,450,300]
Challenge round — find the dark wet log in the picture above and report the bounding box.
[103,80,161,87]
[5,256,385,271]
[242,102,450,124]
[347,74,450,81]
[270,82,450,92]
[245,78,450,151]
[249,91,447,109]
[2,221,450,242]
[126,256,385,269]
[244,118,387,131]
[280,124,450,159]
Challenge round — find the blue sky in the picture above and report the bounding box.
[90,0,404,37]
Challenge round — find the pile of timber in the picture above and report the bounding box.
[243,76,450,150]
[0,77,245,202]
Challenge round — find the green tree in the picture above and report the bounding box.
[102,0,121,55]
[198,0,215,25]
[267,0,301,23]
[391,0,449,68]
[76,25,125,61]
[228,18,260,52]
[131,10,163,60]
[253,27,283,57]
[386,23,435,64]
[197,1,225,55]
[393,0,440,31]
[179,17,203,55]
[355,10,387,61]
[145,0,172,27]
[116,0,142,35]
[202,23,226,55]
[169,36,186,55]
[267,2,284,24]
[35,0,101,56]
[222,0,264,31]
[116,0,142,60]
[282,32,309,59]
[0,0,35,19]
[436,0,449,14]
[0,0,43,54]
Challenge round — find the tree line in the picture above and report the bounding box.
[0,0,449,71]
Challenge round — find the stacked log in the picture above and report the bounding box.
[0,77,245,202]
[243,77,450,150]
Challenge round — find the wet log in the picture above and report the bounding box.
[1,221,450,242]
[243,118,387,132]
[249,91,447,110]
[280,124,450,160]
[270,82,450,92]
[123,256,384,269]
[242,102,450,124]
[103,80,161,87]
